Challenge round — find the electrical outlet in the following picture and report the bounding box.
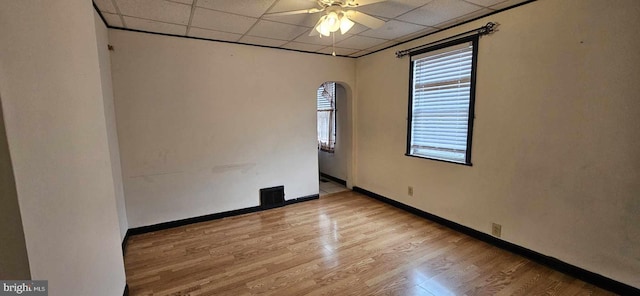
[408,186,413,196]
[492,223,502,237]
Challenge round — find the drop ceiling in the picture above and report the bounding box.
[94,0,531,57]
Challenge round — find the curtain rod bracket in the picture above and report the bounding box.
[395,22,499,58]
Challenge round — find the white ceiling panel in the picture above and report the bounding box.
[267,0,320,14]
[397,0,482,26]
[356,0,431,18]
[360,20,426,39]
[95,0,533,58]
[102,12,123,27]
[191,7,258,34]
[489,0,530,10]
[115,0,191,25]
[197,0,277,18]
[169,0,193,4]
[434,7,492,28]
[262,13,320,28]
[463,0,505,7]
[246,20,309,40]
[123,17,187,35]
[282,42,327,52]
[239,36,289,47]
[188,27,243,42]
[392,26,438,41]
[336,35,389,50]
[94,0,117,13]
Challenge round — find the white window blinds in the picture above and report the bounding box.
[408,40,475,164]
[317,82,336,152]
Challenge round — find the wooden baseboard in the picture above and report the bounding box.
[352,186,639,295]
[319,172,347,186]
[126,194,320,237]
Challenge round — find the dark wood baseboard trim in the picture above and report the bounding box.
[319,173,347,186]
[123,284,129,296]
[127,194,320,236]
[285,194,320,205]
[352,186,639,295]
[121,229,130,255]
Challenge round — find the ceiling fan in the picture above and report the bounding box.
[264,0,387,37]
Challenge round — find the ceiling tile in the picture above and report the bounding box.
[281,42,326,52]
[351,50,372,57]
[102,12,123,27]
[262,13,320,28]
[294,30,352,46]
[397,0,482,26]
[489,0,530,10]
[316,46,359,56]
[115,0,191,25]
[123,16,187,35]
[356,0,432,18]
[94,0,117,13]
[434,7,492,28]
[168,0,193,4]
[464,0,506,7]
[359,20,425,39]
[267,0,320,13]
[191,7,258,34]
[392,26,438,41]
[336,35,388,50]
[238,36,289,47]
[197,0,277,18]
[246,20,309,41]
[363,40,397,52]
[345,23,370,35]
[188,27,242,42]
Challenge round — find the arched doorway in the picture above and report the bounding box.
[316,81,351,196]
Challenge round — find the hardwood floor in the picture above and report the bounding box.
[124,191,616,296]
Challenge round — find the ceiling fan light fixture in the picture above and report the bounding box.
[339,14,355,34]
[323,11,341,32]
[315,15,331,36]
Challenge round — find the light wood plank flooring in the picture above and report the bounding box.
[124,191,616,295]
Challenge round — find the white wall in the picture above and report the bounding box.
[318,84,350,182]
[0,1,126,295]
[109,30,356,228]
[95,12,129,241]
[355,0,640,288]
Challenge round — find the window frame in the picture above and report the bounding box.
[405,35,479,166]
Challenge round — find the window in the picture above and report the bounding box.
[407,36,478,165]
[317,82,336,153]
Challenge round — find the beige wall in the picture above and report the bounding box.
[318,84,351,182]
[0,1,126,295]
[355,0,640,288]
[95,12,129,241]
[0,98,30,280]
[109,30,356,228]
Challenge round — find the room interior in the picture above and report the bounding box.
[0,0,638,295]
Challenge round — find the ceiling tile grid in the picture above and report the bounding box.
[94,0,533,57]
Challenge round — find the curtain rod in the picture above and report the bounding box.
[395,22,498,58]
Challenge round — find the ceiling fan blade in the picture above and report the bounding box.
[308,17,324,36]
[346,11,385,29]
[343,0,387,8]
[264,8,323,17]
